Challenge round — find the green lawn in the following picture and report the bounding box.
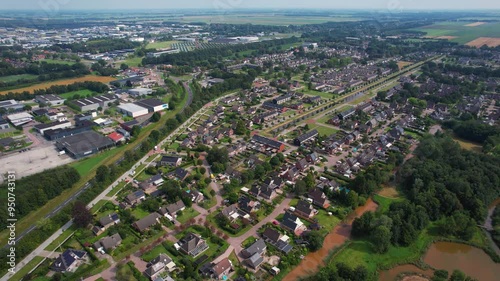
[312,124,338,137]
[40,59,75,65]
[131,208,151,220]
[59,89,94,99]
[70,146,127,176]
[123,56,143,67]
[146,40,179,49]
[0,129,23,139]
[176,208,200,224]
[0,74,37,83]
[9,256,45,281]
[141,244,169,262]
[300,89,335,100]
[372,194,402,214]
[315,210,341,235]
[106,181,129,197]
[90,200,108,213]
[44,227,75,251]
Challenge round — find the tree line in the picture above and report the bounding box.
[0,166,80,229]
[0,81,109,102]
[52,38,141,54]
[0,62,90,90]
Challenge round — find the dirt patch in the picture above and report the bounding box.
[305,119,316,124]
[465,22,486,27]
[401,276,430,281]
[0,75,116,95]
[466,37,500,48]
[397,61,412,70]
[378,186,400,199]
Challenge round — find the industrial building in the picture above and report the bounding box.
[0,119,10,130]
[6,112,34,126]
[55,131,115,159]
[0,100,24,112]
[71,94,116,112]
[134,99,168,113]
[35,94,65,106]
[43,120,94,141]
[128,88,153,97]
[118,103,149,118]
[34,120,72,135]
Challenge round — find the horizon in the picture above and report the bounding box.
[0,0,499,12]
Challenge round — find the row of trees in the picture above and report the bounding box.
[0,80,109,102]
[54,38,141,54]
[0,166,80,229]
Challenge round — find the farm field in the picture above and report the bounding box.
[0,74,38,83]
[146,40,179,49]
[466,37,500,48]
[171,41,228,52]
[0,75,116,95]
[122,56,143,67]
[172,14,364,25]
[412,21,500,44]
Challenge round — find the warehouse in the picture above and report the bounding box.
[117,103,149,118]
[35,94,65,106]
[134,99,168,113]
[71,94,116,112]
[55,131,115,159]
[44,120,94,141]
[128,88,153,97]
[7,112,34,126]
[34,120,72,135]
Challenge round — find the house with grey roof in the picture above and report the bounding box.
[93,233,122,253]
[177,233,209,257]
[133,212,161,233]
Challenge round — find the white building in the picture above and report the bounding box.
[128,88,153,97]
[118,103,149,118]
[7,112,33,126]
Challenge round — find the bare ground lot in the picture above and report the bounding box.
[465,22,486,27]
[0,143,74,183]
[466,37,500,48]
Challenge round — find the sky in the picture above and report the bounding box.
[0,0,500,12]
[1,0,499,11]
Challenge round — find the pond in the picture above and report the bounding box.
[379,264,433,281]
[423,242,500,281]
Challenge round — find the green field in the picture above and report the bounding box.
[71,146,127,176]
[59,89,94,99]
[9,256,45,281]
[123,56,143,67]
[313,124,338,137]
[146,40,179,49]
[413,21,500,44]
[172,14,364,25]
[0,74,38,83]
[40,59,75,65]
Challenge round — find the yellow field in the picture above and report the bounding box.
[397,61,412,70]
[466,37,500,48]
[465,22,486,27]
[0,75,116,95]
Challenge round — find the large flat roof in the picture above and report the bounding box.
[134,98,166,108]
[73,94,115,107]
[56,131,114,155]
[118,103,148,113]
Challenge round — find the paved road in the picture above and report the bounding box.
[2,91,241,281]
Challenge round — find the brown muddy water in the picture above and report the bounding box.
[379,264,433,281]
[423,242,500,281]
[283,198,379,281]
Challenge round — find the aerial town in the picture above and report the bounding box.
[0,4,499,281]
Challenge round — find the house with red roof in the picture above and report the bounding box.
[108,132,125,143]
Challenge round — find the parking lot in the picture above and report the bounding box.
[0,142,74,183]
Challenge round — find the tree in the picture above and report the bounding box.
[120,63,129,71]
[72,201,92,228]
[95,165,110,183]
[151,112,161,122]
[131,125,141,137]
[371,225,391,253]
[305,231,324,251]
[294,180,307,195]
[270,156,281,166]
[125,80,133,87]
[234,120,247,135]
[449,270,467,281]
